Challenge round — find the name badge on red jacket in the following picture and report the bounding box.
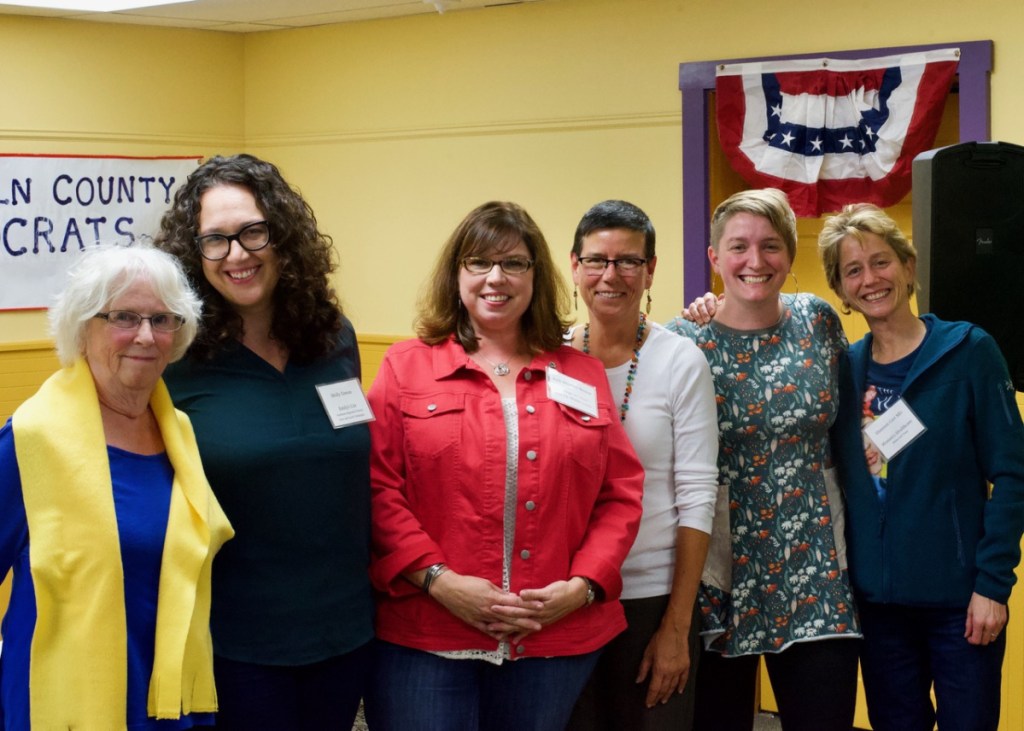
[546,365,598,417]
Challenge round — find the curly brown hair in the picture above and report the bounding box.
[417,201,570,354]
[155,154,343,363]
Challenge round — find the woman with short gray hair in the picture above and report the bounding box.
[0,243,233,730]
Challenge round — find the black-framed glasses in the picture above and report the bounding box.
[577,256,648,275]
[194,221,271,261]
[95,310,185,332]
[462,256,535,275]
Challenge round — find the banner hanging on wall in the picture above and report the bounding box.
[0,154,200,311]
[716,48,959,217]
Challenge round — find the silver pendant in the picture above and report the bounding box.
[493,363,510,376]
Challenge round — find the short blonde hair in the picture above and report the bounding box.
[710,188,797,262]
[818,203,917,303]
[50,244,202,367]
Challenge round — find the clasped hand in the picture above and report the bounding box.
[430,571,589,643]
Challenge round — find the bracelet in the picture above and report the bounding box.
[421,563,448,594]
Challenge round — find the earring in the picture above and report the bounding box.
[710,271,722,294]
[573,287,578,311]
[645,289,652,315]
[787,271,800,293]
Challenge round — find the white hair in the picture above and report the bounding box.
[49,243,202,367]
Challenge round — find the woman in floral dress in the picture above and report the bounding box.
[668,188,861,731]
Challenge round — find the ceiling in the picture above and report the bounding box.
[0,0,543,32]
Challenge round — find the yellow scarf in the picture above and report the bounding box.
[12,358,234,730]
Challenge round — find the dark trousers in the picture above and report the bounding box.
[212,641,373,731]
[693,637,860,731]
[858,601,1005,731]
[568,595,701,731]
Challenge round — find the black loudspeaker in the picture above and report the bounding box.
[913,141,1024,391]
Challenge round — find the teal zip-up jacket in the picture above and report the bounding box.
[834,314,1024,607]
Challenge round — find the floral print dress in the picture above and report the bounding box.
[667,293,861,656]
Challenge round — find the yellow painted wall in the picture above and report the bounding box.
[3,0,1024,727]
[238,0,1024,342]
[0,15,247,346]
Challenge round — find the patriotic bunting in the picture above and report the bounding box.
[716,49,959,216]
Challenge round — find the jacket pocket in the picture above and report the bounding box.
[558,401,612,488]
[400,393,465,459]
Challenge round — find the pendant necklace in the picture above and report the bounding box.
[583,312,646,422]
[477,353,512,377]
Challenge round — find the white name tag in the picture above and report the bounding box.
[315,378,375,429]
[545,365,598,417]
[862,397,926,461]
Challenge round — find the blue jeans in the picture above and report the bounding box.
[212,641,373,730]
[858,601,1006,731]
[366,640,601,731]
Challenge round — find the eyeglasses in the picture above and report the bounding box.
[194,221,271,261]
[462,256,535,275]
[577,256,648,275]
[94,310,185,332]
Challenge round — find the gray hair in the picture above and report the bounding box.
[50,243,202,367]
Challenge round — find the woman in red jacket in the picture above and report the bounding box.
[366,201,645,731]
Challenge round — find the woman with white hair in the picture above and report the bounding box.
[0,244,234,731]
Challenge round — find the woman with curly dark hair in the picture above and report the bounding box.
[156,154,373,730]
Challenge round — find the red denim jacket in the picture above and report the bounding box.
[369,337,644,658]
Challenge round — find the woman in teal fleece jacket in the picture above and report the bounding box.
[819,204,1024,731]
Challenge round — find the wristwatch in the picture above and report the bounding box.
[580,577,596,606]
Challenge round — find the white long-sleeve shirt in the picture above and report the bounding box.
[605,322,719,599]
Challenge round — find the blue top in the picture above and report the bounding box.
[162,321,373,665]
[0,421,214,730]
[834,314,1024,607]
[857,319,930,503]
[668,293,860,655]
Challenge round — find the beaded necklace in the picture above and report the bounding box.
[583,312,646,423]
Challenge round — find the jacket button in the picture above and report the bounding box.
[525,405,535,414]
[524,371,533,381]
[526,450,537,460]
[525,500,536,510]
[520,549,530,559]
[581,415,591,422]
[427,404,437,412]
[516,644,526,654]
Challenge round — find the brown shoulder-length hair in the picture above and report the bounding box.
[416,201,570,354]
[154,154,343,363]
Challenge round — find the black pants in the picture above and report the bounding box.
[212,641,373,731]
[693,637,861,731]
[568,595,702,731]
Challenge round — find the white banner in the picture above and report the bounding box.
[0,154,200,310]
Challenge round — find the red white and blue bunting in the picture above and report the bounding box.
[716,48,959,216]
